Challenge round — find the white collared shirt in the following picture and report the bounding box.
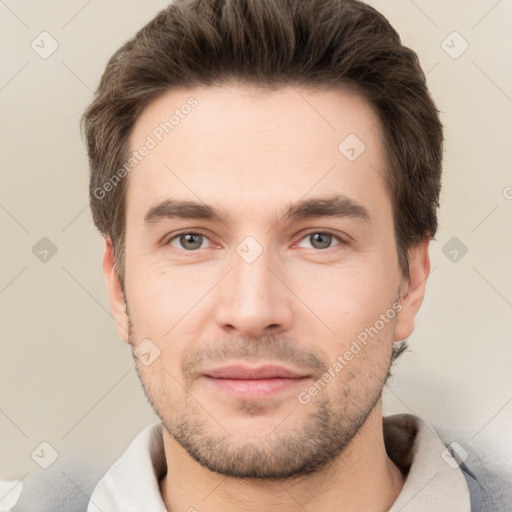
[87,414,471,512]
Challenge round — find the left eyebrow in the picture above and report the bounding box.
[278,194,372,225]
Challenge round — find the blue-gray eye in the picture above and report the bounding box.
[170,233,206,250]
[297,232,341,250]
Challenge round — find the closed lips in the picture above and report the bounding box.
[204,365,308,379]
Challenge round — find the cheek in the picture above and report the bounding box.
[126,263,200,328]
[125,266,212,379]
[287,258,399,336]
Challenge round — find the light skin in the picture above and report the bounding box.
[103,84,430,511]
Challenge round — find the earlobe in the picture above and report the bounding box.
[394,239,431,342]
[102,238,130,344]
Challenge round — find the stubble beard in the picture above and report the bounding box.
[129,322,392,480]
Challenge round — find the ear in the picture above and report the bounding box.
[102,237,130,344]
[394,238,431,342]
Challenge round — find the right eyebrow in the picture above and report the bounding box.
[144,199,232,225]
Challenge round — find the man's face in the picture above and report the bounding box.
[106,85,425,478]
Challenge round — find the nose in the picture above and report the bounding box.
[214,246,293,339]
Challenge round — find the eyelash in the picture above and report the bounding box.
[164,230,347,252]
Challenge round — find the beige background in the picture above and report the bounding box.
[1,0,511,507]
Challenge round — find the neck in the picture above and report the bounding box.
[159,402,405,512]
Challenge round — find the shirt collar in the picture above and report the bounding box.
[387,414,471,512]
[88,422,167,512]
[88,414,471,511]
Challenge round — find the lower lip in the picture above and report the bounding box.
[203,376,309,400]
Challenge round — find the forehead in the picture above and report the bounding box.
[125,85,391,227]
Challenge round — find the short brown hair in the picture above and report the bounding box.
[82,0,443,286]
